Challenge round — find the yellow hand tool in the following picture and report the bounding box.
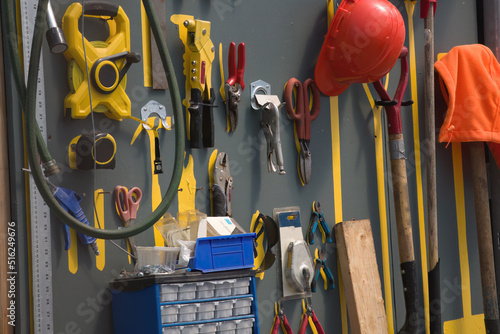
[171,15,215,148]
[62,2,140,120]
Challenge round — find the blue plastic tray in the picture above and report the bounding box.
[190,233,256,273]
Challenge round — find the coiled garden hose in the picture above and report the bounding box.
[10,0,185,239]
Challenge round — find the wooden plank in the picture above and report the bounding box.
[0,14,14,334]
[334,219,388,334]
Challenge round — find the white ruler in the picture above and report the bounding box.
[20,0,54,333]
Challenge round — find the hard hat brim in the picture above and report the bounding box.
[314,57,350,97]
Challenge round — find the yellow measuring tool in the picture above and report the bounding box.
[62,2,140,120]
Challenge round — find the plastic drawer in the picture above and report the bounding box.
[233,297,253,316]
[178,283,197,300]
[215,280,235,297]
[233,277,250,295]
[178,304,197,322]
[163,327,181,334]
[196,281,215,299]
[215,300,234,318]
[160,284,179,302]
[161,305,179,324]
[180,325,198,334]
[218,320,237,334]
[197,301,215,320]
[199,323,217,333]
[236,318,254,334]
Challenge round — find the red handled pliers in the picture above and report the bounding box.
[299,298,325,334]
[271,301,293,334]
[224,42,245,132]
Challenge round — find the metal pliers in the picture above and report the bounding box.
[271,301,293,334]
[311,248,335,292]
[261,100,286,175]
[223,42,245,132]
[212,152,233,216]
[299,298,325,334]
[307,201,332,244]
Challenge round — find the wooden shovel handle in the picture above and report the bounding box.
[389,134,415,264]
[469,142,500,322]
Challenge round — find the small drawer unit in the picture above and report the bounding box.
[110,269,259,334]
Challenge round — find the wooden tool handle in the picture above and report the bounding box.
[469,142,500,323]
[389,134,415,264]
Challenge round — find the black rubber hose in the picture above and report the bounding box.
[21,0,185,239]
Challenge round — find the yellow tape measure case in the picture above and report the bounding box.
[62,2,139,120]
[68,132,116,170]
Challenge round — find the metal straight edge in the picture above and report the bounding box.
[19,0,54,333]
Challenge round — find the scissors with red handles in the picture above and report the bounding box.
[284,78,321,185]
[114,186,142,258]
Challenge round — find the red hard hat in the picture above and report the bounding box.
[315,0,406,96]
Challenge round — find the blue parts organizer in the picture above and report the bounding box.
[110,269,260,334]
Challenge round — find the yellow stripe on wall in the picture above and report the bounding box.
[443,142,485,332]
[330,96,348,334]
[363,83,395,334]
[405,2,430,332]
[141,3,152,87]
[452,143,471,315]
[326,1,348,331]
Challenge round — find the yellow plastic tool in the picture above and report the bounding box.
[62,2,136,120]
[208,149,218,215]
[94,189,105,270]
[68,132,116,170]
[250,211,265,280]
[177,153,197,214]
[171,14,215,140]
[130,116,173,247]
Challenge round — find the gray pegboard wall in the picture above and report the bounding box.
[3,0,488,333]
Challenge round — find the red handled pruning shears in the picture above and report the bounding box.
[284,78,321,185]
[224,42,245,132]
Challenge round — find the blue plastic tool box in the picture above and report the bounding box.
[190,233,256,273]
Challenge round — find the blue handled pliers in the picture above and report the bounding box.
[311,248,335,292]
[307,201,332,244]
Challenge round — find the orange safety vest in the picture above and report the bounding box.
[434,44,500,167]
